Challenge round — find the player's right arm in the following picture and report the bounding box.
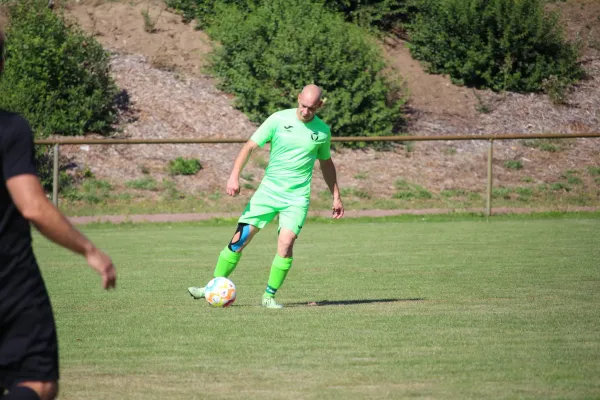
[226,113,278,196]
[226,139,259,196]
[2,116,116,290]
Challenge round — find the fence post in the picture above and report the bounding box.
[52,144,59,207]
[486,139,494,217]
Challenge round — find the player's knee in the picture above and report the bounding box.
[278,228,296,244]
[40,382,58,400]
[277,234,296,258]
[278,236,295,250]
[228,223,251,252]
[37,381,58,400]
[35,381,58,400]
[8,381,58,400]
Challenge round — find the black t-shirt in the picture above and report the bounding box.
[0,110,37,256]
[0,111,49,319]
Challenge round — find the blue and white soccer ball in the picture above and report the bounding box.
[204,277,237,307]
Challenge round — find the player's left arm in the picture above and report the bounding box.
[318,157,344,219]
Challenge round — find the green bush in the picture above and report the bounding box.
[168,157,202,175]
[504,160,523,170]
[561,171,582,185]
[341,187,372,199]
[515,187,532,196]
[321,0,419,31]
[126,176,159,190]
[165,0,197,22]
[541,75,569,105]
[165,0,260,28]
[206,0,404,145]
[63,179,113,204]
[549,182,571,192]
[0,0,119,137]
[521,138,562,152]
[393,179,432,199]
[515,186,532,201]
[587,166,600,177]
[408,0,582,92]
[166,0,419,31]
[492,187,513,199]
[440,189,467,198]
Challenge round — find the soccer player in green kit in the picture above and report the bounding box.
[188,84,344,308]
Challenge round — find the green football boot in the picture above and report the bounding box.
[261,294,283,309]
[188,286,206,300]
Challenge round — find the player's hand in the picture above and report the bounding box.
[332,197,344,219]
[226,176,240,196]
[85,247,117,290]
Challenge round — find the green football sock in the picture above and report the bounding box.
[213,247,242,278]
[265,255,293,297]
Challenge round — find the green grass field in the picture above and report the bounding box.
[33,215,600,399]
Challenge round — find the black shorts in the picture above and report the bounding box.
[0,253,59,389]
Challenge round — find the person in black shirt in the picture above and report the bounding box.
[0,29,117,400]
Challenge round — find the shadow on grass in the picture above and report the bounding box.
[285,298,425,307]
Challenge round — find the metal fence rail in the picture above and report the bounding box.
[35,133,600,217]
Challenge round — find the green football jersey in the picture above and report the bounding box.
[250,108,331,202]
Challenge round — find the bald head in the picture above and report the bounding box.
[300,84,322,102]
[296,84,323,123]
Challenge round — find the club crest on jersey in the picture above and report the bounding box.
[311,131,319,141]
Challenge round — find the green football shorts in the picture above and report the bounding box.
[238,189,309,235]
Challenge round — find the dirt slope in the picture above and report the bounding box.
[49,0,600,203]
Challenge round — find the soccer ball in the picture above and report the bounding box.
[204,277,237,307]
